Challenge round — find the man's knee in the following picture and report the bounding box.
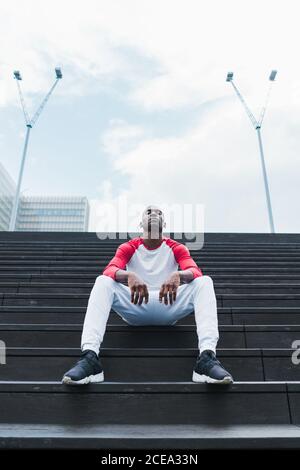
[193,275,214,288]
[95,274,116,286]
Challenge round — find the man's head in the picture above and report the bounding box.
[140,205,166,238]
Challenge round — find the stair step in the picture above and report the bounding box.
[1,273,300,283]
[0,230,299,243]
[2,267,300,275]
[2,348,299,382]
[1,324,300,349]
[1,232,300,449]
[2,260,300,267]
[231,308,300,325]
[1,281,300,294]
[1,246,300,253]
[2,255,300,262]
[0,306,231,325]
[2,306,300,325]
[0,382,297,426]
[1,244,300,251]
[2,292,300,307]
[0,324,244,348]
[1,423,300,449]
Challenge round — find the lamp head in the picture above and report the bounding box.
[14,70,22,81]
[55,67,63,79]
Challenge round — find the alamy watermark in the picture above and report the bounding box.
[291,340,300,365]
[0,340,6,365]
[94,197,205,250]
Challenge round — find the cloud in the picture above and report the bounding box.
[95,96,300,232]
[100,119,147,158]
[0,1,136,106]
[1,0,300,110]
[1,0,299,232]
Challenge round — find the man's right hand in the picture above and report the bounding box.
[127,272,149,305]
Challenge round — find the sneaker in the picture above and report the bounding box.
[192,350,233,384]
[62,350,104,385]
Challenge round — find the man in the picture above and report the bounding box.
[62,205,233,385]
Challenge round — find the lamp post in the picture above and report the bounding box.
[9,68,63,231]
[226,70,277,233]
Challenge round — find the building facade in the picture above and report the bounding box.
[0,162,16,231]
[15,196,90,232]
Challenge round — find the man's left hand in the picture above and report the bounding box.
[159,272,180,305]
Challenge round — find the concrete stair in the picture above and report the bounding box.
[1,231,300,449]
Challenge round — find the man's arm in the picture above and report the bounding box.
[159,241,202,305]
[178,269,194,284]
[102,242,134,280]
[102,243,148,305]
[172,242,202,280]
[115,269,149,305]
[159,270,193,305]
[114,269,130,283]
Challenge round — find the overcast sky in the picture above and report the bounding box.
[0,0,299,233]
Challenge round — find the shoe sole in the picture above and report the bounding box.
[62,371,104,385]
[192,371,233,384]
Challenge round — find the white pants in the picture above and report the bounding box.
[81,275,219,355]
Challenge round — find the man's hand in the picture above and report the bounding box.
[128,272,149,305]
[159,272,180,305]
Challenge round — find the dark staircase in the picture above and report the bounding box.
[1,231,300,449]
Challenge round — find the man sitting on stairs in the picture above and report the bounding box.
[62,205,233,385]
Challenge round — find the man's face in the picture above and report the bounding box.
[141,206,165,236]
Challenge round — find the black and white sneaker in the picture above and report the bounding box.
[192,350,233,384]
[62,350,104,385]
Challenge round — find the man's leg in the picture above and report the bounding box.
[81,274,163,354]
[189,275,219,354]
[63,274,138,384]
[62,275,116,384]
[81,274,116,355]
[149,275,232,383]
[144,275,219,352]
[81,274,219,354]
[63,273,232,384]
[185,276,232,383]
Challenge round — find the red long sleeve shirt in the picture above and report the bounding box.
[103,236,202,289]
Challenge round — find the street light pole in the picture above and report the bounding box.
[226,70,277,234]
[256,126,275,233]
[9,124,32,232]
[9,68,63,231]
